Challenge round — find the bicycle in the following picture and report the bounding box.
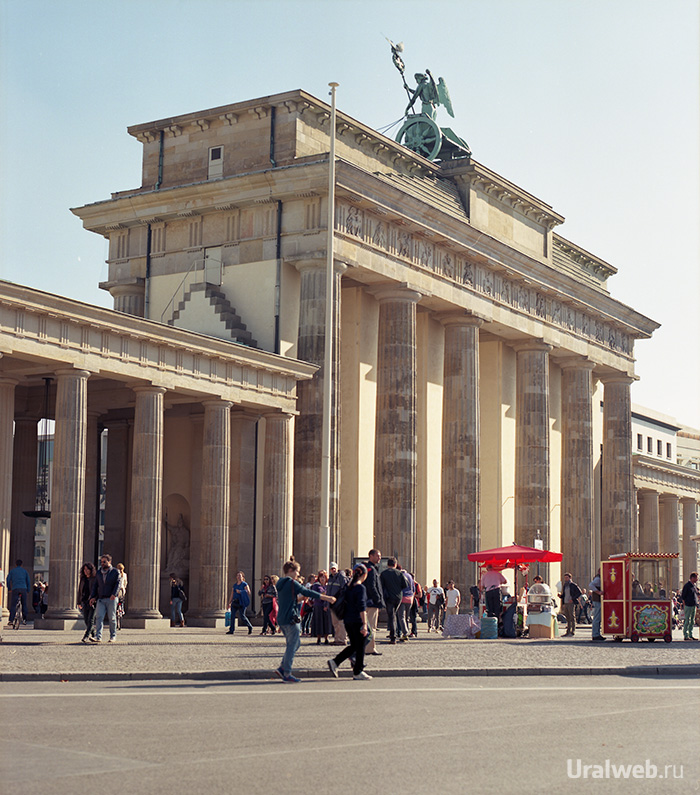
[11,592,24,630]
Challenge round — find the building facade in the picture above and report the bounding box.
[66,88,678,603]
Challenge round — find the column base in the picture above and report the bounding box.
[34,618,85,631]
[120,617,171,630]
[185,617,228,628]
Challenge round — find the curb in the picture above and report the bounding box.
[2,664,699,683]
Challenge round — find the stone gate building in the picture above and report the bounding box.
[5,88,693,625]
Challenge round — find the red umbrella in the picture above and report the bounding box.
[468,543,562,570]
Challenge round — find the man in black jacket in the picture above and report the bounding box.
[380,558,408,643]
[89,553,121,643]
[364,549,383,655]
[681,572,699,641]
[558,573,583,637]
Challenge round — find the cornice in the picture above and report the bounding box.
[633,453,700,498]
[553,235,617,280]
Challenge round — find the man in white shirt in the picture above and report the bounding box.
[445,580,461,615]
[427,579,444,632]
[480,565,507,618]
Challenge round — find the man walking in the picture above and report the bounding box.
[6,559,31,624]
[680,571,699,641]
[380,558,407,643]
[427,579,444,632]
[89,554,121,643]
[558,573,583,637]
[364,549,383,655]
[589,568,605,641]
[326,562,349,645]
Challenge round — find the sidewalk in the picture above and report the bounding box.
[1,623,698,682]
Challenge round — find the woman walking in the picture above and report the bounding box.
[327,563,372,681]
[78,562,97,643]
[311,570,332,645]
[258,575,278,635]
[227,571,253,635]
[275,558,335,683]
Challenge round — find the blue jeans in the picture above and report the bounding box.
[592,600,602,638]
[171,598,184,624]
[279,622,301,676]
[231,605,252,631]
[94,597,118,640]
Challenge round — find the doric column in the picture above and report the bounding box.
[659,494,680,589]
[560,359,596,582]
[102,419,130,566]
[229,412,258,592]
[189,400,231,624]
[0,377,17,616]
[373,285,422,572]
[601,375,635,559]
[82,410,102,564]
[292,259,344,576]
[439,312,483,597]
[681,497,698,583]
[126,386,166,622]
[10,416,38,583]
[513,341,552,570]
[638,490,660,553]
[44,369,89,624]
[261,412,294,579]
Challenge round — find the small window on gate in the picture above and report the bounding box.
[657,439,663,456]
[637,434,643,451]
[647,437,653,454]
[208,146,223,179]
[666,442,672,459]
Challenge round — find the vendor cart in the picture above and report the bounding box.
[601,552,678,643]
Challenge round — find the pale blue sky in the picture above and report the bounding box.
[1,0,698,425]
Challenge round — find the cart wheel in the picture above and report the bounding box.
[396,116,442,160]
[663,633,672,643]
[630,632,639,643]
[647,637,655,642]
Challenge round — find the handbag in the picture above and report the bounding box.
[225,610,231,627]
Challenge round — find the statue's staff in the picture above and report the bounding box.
[386,38,412,102]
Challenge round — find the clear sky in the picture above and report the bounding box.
[1,0,698,426]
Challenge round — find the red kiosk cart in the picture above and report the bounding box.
[601,552,678,643]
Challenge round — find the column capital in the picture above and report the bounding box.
[680,496,697,506]
[54,368,91,380]
[132,384,167,396]
[289,255,348,276]
[658,493,680,504]
[435,310,485,328]
[511,338,552,354]
[599,372,637,386]
[558,356,596,372]
[369,283,422,305]
[0,376,19,387]
[202,398,233,411]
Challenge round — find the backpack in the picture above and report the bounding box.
[331,583,348,619]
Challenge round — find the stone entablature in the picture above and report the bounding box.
[634,454,700,499]
[0,281,315,410]
[332,195,653,367]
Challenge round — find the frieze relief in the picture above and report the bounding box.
[335,200,632,356]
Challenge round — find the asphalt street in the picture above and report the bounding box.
[1,675,698,794]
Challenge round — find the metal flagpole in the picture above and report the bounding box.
[319,82,338,573]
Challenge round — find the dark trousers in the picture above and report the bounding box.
[485,588,501,618]
[80,602,96,638]
[409,601,418,634]
[385,600,401,640]
[230,605,252,631]
[333,622,366,676]
[261,602,275,633]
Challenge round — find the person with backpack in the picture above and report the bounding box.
[169,573,187,627]
[327,563,372,681]
[326,563,349,645]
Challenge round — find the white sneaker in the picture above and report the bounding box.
[327,659,339,678]
[353,671,372,680]
[108,637,117,643]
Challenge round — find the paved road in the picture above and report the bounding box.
[1,676,698,794]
